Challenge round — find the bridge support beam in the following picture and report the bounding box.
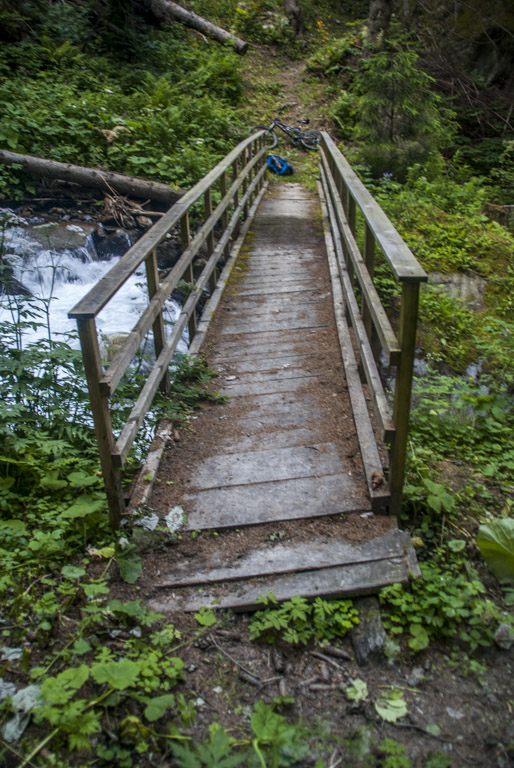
[389,281,420,516]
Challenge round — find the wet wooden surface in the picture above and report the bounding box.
[181,183,378,531]
[149,183,415,612]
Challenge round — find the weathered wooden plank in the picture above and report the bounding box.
[219,372,319,397]
[157,526,403,586]
[150,556,408,612]
[235,284,321,297]
[213,338,314,361]
[193,442,344,490]
[399,531,422,579]
[183,473,368,530]
[231,403,318,431]
[219,366,312,385]
[237,274,321,288]
[219,426,323,454]
[220,318,327,335]
[129,420,173,510]
[219,302,323,321]
[212,354,310,374]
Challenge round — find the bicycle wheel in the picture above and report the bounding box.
[299,131,321,151]
[299,137,320,151]
[249,125,278,149]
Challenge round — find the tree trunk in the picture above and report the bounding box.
[367,0,393,46]
[0,150,183,205]
[284,0,304,37]
[145,0,248,54]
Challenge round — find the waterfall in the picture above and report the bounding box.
[0,209,187,355]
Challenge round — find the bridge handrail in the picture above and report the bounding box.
[68,131,267,527]
[319,132,427,515]
[69,133,265,320]
[320,133,427,283]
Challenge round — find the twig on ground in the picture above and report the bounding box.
[310,651,346,672]
[209,633,260,680]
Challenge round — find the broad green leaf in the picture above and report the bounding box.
[73,638,92,655]
[408,623,429,651]
[477,519,514,581]
[83,582,110,598]
[448,539,466,553]
[67,470,99,487]
[91,659,140,690]
[61,565,86,580]
[194,607,216,627]
[61,494,104,519]
[374,689,408,722]
[144,694,175,722]
[40,470,67,491]
[108,599,146,617]
[0,519,26,533]
[115,543,142,584]
[345,678,368,702]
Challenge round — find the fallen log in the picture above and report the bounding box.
[145,0,248,54]
[0,149,183,205]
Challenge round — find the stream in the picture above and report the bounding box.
[0,208,187,356]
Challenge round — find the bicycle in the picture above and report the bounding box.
[249,117,321,151]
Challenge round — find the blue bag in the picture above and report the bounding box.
[267,154,294,176]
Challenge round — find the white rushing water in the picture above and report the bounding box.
[0,209,187,355]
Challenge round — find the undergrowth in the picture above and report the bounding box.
[249,594,359,645]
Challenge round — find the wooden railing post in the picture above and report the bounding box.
[204,188,216,293]
[181,212,196,342]
[145,247,170,396]
[362,223,376,339]
[232,159,240,237]
[77,317,124,528]
[389,281,420,515]
[242,150,249,220]
[220,171,230,261]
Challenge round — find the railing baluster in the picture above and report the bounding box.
[389,281,420,515]
[242,149,249,219]
[232,158,240,237]
[181,211,196,342]
[145,247,170,396]
[220,171,230,261]
[204,187,216,293]
[77,317,124,528]
[362,223,376,340]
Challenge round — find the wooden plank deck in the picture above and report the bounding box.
[148,183,417,613]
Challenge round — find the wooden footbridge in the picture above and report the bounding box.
[69,132,426,609]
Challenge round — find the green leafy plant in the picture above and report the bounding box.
[380,561,505,651]
[249,593,359,645]
[374,690,408,723]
